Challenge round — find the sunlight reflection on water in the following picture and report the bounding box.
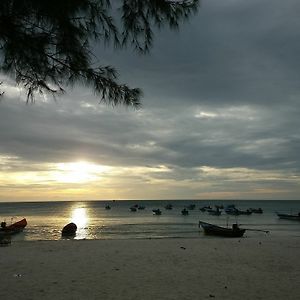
[70,206,88,239]
[71,207,88,228]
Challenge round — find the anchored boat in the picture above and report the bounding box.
[276,212,300,221]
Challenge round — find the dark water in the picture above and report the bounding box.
[1,200,300,241]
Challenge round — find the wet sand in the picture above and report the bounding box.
[0,237,299,300]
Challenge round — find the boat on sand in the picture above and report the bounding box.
[62,222,77,236]
[0,218,27,236]
[198,221,246,238]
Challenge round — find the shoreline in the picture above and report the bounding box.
[1,237,299,299]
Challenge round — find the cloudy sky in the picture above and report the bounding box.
[1,0,300,201]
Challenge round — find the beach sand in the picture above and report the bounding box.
[0,237,299,300]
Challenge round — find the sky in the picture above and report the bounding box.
[1,0,300,201]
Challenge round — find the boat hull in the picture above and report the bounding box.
[62,222,77,236]
[276,213,300,221]
[207,209,221,216]
[199,221,245,238]
[0,218,27,236]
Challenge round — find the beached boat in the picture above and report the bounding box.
[0,218,27,235]
[198,221,246,238]
[276,212,300,221]
[61,222,77,236]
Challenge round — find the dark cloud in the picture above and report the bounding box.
[97,0,300,108]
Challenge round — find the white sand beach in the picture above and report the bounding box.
[0,237,299,300]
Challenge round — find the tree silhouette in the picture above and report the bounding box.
[0,0,199,107]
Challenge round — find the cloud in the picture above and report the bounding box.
[1,0,300,200]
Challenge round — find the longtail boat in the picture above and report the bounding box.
[249,208,263,214]
[207,208,222,216]
[165,204,173,210]
[276,212,300,221]
[199,221,246,238]
[0,218,27,235]
[152,209,162,215]
[225,206,252,215]
[181,208,189,215]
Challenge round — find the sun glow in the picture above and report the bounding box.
[53,161,110,183]
[71,207,88,228]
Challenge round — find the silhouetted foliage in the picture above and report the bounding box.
[0,0,199,107]
[0,82,3,96]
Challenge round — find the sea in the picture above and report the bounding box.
[1,200,300,241]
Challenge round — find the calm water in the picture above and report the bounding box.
[1,200,300,241]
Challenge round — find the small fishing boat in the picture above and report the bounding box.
[0,218,27,235]
[225,205,252,215]
[207,208,221,216]
[186,204,196,210]
[181,208,189,215]
[105,205,111,210]
[237,209,252,215]
[130,206,137,212]
[200,205,212,212]
[276,212,300,221]
[152,209,162,215]
[198,221,246,238]
[165,204,173,210]
[225,204,236,211]
[249,208,263,214]
[62,222,77,236]
[215,205,224,209]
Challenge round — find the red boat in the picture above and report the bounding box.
[0,218,27,235]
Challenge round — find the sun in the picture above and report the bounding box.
[53,161,109,183]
